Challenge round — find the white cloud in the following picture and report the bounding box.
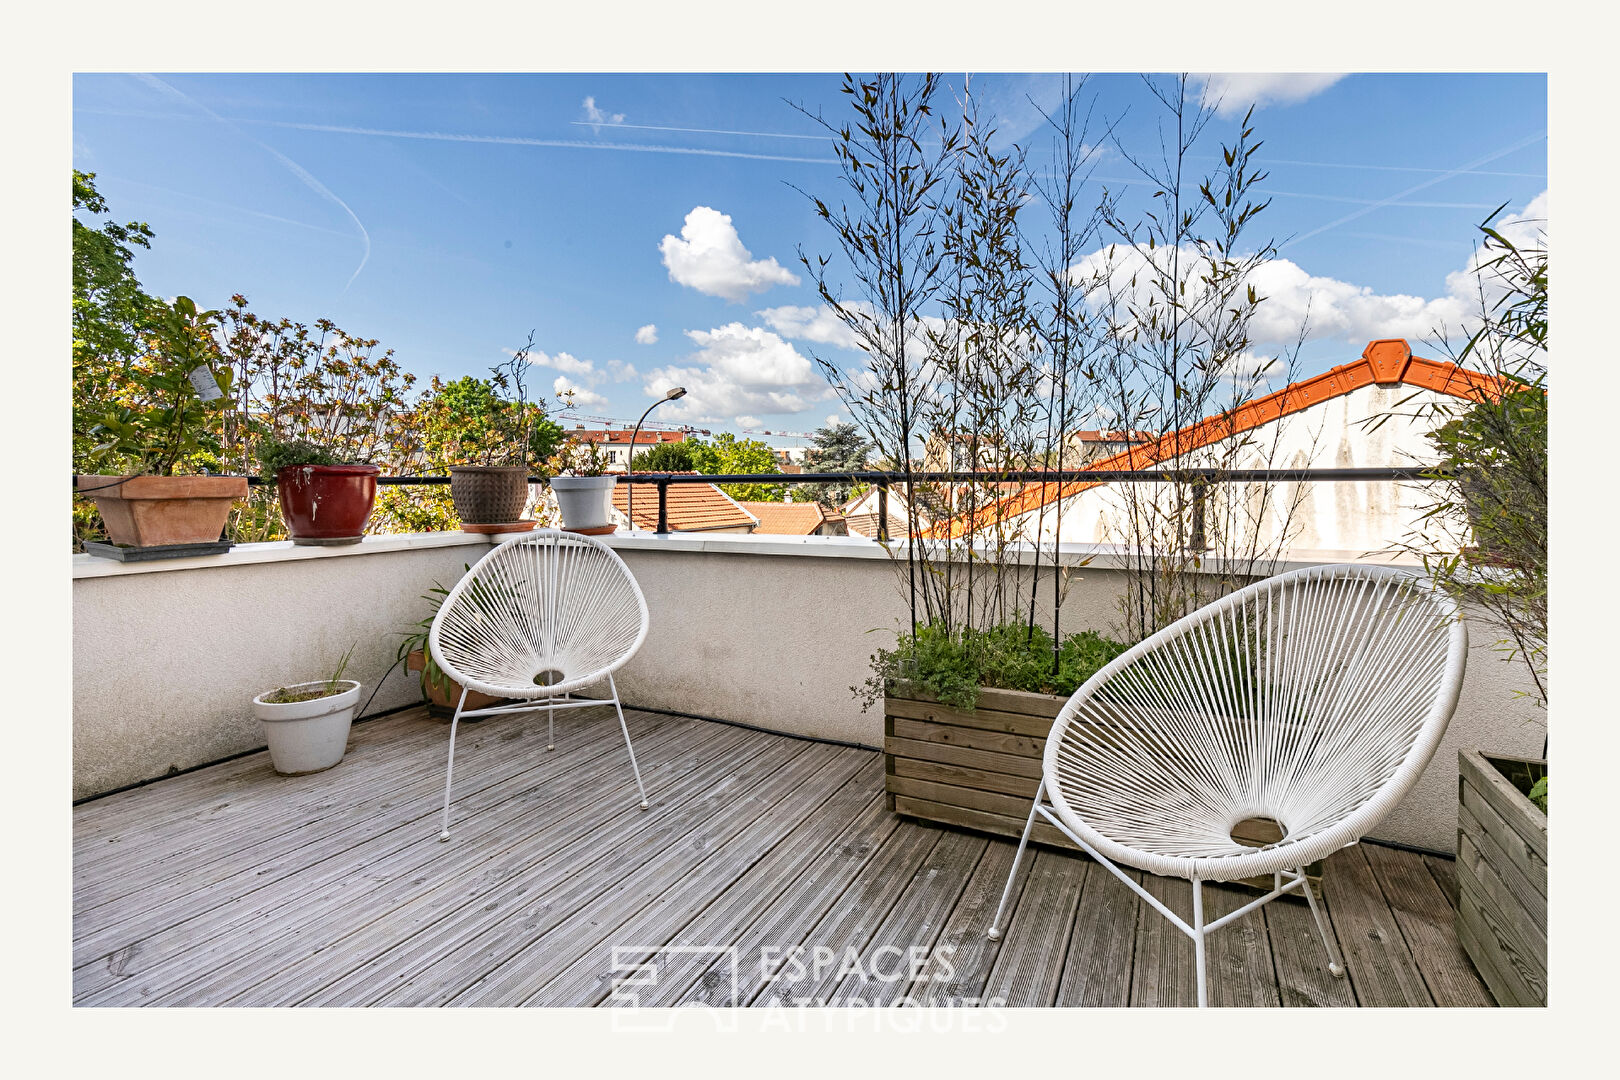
[634,323,658,345]
[581,96,624,133]
[1193,74,1346,119]
[643,322,834,423]
[659,206,799,302]
[527,349,596,378]
[735,415,762,429]
[826,413,843,428]
[606,358,638,382]
[757,304,862,350]
[1220,350,1287,389]
[551,375,608,409]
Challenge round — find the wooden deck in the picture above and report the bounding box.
[73,705,1496,1007]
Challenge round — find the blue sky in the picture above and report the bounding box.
[71,72,1547,444]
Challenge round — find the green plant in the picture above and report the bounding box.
[636,440,703,473]
[80,295,233,476]
[550,436,607,477]
[256,436,342,479]
[264,642,357,704]
[395,573,461,700]
[858,617,1128,712]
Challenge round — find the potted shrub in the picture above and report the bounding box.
[394,572,506,717]
[1394,212,1547,1005]
[258,437,380,545]
[252,647,361,775]
[439,336,565,532]
[76,296,247,555]
[548,436,617,532]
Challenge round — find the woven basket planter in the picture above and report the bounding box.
[450,465,529,525]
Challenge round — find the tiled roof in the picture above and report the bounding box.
[933,339,1510,539]
[736,501,829,535]
[574,429,686,445]
[611,474,757,532]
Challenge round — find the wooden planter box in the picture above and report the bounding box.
[883,683,1320,892]
[1456,749,1547,1006]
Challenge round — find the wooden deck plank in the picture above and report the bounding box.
[1053,862,1141,1007]
[1128,874,1197,1007]
[84,715,737,1006]
[981,849,1086,1007]
[249,726,795,1007]
[1264,885,1356,1007]
[751,823,942,1006]
[821,828,987,1006]
[1321,846,1435,1007]
[666,799,904,1007]
[1201,882,1280,1008]
[1363,842,1495,1007]
[446,743,851,1006]
[75,706,638,962]
[527,751,880,1007]
[72,709,1500,1010]
[905,839,1019,1007]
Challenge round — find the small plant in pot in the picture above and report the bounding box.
[75,295,248,556]
[258,437,380,546]
[253,646,361,775]
[394,570,507,717]
[438,332,566,532]
[547,436,617,533]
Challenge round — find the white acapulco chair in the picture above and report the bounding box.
[987,563,1468,1006]
[429,529,652,841]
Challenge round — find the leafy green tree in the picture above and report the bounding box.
[690,433,786,501]
[73,170,158,473]
[796,422,872,505]
[635,439,704,472]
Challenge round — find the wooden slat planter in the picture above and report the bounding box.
[1455,749,1547,1006]
[883,684,1321,892]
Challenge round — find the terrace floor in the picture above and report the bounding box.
[73,704,1495,1007]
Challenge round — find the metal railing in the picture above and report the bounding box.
[90,466,1441,542]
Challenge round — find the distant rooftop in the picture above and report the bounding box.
[611,474,757,533]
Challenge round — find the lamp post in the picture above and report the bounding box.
[626,387,687,530]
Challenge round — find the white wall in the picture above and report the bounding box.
[72,530,1545,853]
[1013,383,1457,556]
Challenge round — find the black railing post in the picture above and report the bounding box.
[656,479,669,535]
[876,480,890,544]
[1189,476,1210,553]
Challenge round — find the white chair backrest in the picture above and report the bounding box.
[1045,563,1467,857]
[429,530,649,697]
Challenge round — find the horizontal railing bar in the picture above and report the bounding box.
[75,466,1448,489]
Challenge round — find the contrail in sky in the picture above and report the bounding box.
[133,75,372,291]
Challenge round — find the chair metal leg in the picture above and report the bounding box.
[547,696,555,752]
[987,778,1044,941]
[439,687,469,842]
[1298,867,1347,978]
[1192,878,1208,1007]
[608,674,649,809]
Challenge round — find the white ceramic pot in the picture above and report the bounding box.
[252,680,361,775]
[549,475,617,531]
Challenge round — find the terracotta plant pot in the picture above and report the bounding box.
[407,649,506,717]
[550,475,618,532]
[76,474,248,548]
[275,464,379,545]
[450,465,530,526]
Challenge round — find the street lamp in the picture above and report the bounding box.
[626,387,687,529]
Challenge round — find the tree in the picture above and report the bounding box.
[797,422,872,505]
[636,440,704,473]
[689,433,786,501]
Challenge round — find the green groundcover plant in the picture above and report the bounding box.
[859,619,1128,712]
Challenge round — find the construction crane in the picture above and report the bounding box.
[740,426,815,441]
[556,412,709,436]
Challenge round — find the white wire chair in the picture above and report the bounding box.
[429,529,651,840]
[987,563,1467,1006]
